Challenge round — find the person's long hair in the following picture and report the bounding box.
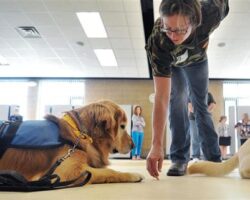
[159,0,202,29]
[133,105,142,116]
[219,116,227,123]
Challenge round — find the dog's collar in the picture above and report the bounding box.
[62,114,93,144]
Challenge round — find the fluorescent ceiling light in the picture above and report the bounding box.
[94,49,117,67]
[76,12,107,38]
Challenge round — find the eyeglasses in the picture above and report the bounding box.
[160,25,190,36]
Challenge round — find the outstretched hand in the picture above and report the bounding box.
[146,146,164,180]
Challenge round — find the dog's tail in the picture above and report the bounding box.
[188,154,239,176]
[44,114,60,124]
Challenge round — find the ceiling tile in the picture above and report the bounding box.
[0,13,32,27]
[62,26,87,40]
[131,38,145,50]
[36,26,62,38]
[45,38,70,49]
[6,39,31,49]
[15,49,38,58]
[88,38,111,48]
[26,39,51,49]
[128,26,144,38]
[116,58,137,67]
[70,0,98,12]
[26,13,56,26]
[98,0,124,11]
[0,0,23,12]
[35,48,57,58]
[110,38,132,49]
[21,0,47,12]
[42,0,74,12]
[125,12,143,26]
[106,26,130,38]
[113,49,134,58]
[50,12,79,26]
[101,12,127,26]
[54,48,76,58]
[123,0,141,12]
[0,28,21,39]
[0,48,19,58]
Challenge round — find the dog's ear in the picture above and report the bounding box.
[83,103,114,138]
[44,114,60,124]
[98,120,111,133]
[98,100,127,123]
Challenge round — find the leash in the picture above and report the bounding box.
[0,170,91,192]
[35,110,92,189]
[0,121,22,158]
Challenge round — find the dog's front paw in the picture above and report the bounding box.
[127,172,144,182]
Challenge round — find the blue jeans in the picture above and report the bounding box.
[169,60,221,163]
[189,119,201,158]
[131,131,144,157]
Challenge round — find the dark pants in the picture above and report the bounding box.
[169,60,221,163]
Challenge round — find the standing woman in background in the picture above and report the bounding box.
[131,106,146,160]
[217,116,230,160]
[235,113,250,146]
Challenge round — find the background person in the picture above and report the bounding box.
[8,106,23,122]
[217,115,230,159]
[131,105,146,160]
[235,113,250,146]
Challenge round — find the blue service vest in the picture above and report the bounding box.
[0,120,63,149]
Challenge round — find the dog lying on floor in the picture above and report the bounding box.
[188,139,250,178]
[0,100,144,185]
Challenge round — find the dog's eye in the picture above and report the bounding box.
[120,125,125,129]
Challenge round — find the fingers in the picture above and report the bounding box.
[158,159,163,172]
[146,157,160,179]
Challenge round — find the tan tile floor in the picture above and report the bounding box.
[0,159,250,200]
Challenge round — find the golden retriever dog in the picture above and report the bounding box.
[188,139,250,178]
[0,100,144,185]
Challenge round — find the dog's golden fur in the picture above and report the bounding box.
[0,100,144,184]
[188,139,250,178]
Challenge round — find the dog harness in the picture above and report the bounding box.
[0,113,93,191]
[0,120,63,153]
[62,114,93,144]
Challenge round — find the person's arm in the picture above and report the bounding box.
[212,0,229,12]
[208,102,216,113]
[146,76,171,179]
[145,18,172,179]
[201,0,229,36]
[132,115,139,125]
[207,92,216,113]
[152,77,170,147]
[140,117,146,127]
[217,123,223,136]
[206,0,229,20]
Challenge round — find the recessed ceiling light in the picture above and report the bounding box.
[217,42,226,47]
[94,49,117,67]
[76,12,107,38]
[76,41,84,46]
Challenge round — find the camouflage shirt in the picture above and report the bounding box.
[145,0,229,77]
